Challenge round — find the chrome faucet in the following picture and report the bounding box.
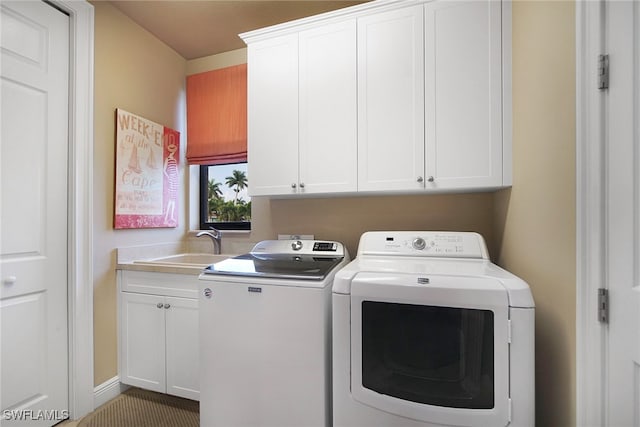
[196,229,222,254]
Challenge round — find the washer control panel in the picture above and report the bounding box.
[359,231,489,259]
[251,240,344,256]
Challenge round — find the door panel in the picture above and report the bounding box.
[605,1,640,425]
[425,0,502,188]
[299,19,357,194]
[120,292,166,393]
[350,274,510,426]
[246,34,299,196]
[165,296,199,400]
[1,293,47,410]
[1,2,69,425]
[357,5,425,191]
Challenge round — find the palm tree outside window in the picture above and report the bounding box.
[199,162,251,230]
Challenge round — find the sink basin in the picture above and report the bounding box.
[134,253,231,267]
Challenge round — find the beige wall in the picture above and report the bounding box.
[250,194,496,258]
[92,1,187,385]
[495,1,576,425]
[92,2,577,425]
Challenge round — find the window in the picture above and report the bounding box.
[199,162,250,230]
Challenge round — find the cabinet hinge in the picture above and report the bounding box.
[598,288,609,323]
[598,54,609,90]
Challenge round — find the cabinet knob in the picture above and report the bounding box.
[427,176,435,182]
[291,183,297,189]
[417,176,424,183]
[164,303,171,309]
[157,302,163,309]
[299,182,305,189]
[3,276,17,285]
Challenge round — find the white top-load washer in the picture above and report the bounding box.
[333,231,534,427]
[199,239,349,427]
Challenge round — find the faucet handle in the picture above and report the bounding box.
[209,226,221,238]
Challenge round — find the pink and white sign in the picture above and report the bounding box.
[114,108,179,229]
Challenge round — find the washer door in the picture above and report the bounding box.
[350,272,511,427]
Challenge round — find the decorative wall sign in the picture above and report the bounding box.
[114,108,180,229]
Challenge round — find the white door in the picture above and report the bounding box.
[604,1,640,424]
[120,292,166,394]
[165,296,199,400]
[357,5,425,192]
[424,0,503,190]
[298,19,357,194]
[349,273,511,427]
[1,1,69,426]
[246,34,299,196]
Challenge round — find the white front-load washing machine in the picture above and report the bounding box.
[332,231,534,427]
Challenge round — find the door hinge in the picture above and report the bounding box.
[598,288,609,323]
[598,54,609,90]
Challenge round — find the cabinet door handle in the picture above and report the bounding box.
[417,176,424,183]
[299,182,305,189]
[427,176,435,182]
[291,183,297,189]
[164,303,171,309]
[156,302,163,309]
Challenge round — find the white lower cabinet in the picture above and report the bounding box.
[118,271,199,401]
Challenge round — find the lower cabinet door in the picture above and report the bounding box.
[165,296,200,400]
[120,292,166,393]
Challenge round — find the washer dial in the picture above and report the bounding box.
[412,237,426,250]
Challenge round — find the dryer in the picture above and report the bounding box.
[332,231,534,427]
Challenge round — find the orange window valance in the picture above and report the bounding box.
[186,63,247,165]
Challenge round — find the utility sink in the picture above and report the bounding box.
[134,253,231,267]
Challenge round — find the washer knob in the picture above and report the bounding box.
[412,237,426,250]
[291,240,303,251]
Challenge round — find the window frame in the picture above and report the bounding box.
[199,163,251,231]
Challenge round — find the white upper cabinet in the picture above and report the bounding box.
[357,5,425,192]
[246,20,357,196]
[299,20,357,194]
[243,0,511,197]
[246,34,299,196]
[424,0,504,190]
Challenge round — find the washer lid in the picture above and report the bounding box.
[202,253,344,280]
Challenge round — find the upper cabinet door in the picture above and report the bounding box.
[299,19,357,194]
[247,34,299,196]
[357,5,425,192]
[424,0,503,189]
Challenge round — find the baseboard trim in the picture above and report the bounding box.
[94,376,129,409]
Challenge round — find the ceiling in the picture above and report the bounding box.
[108,1,370,60]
